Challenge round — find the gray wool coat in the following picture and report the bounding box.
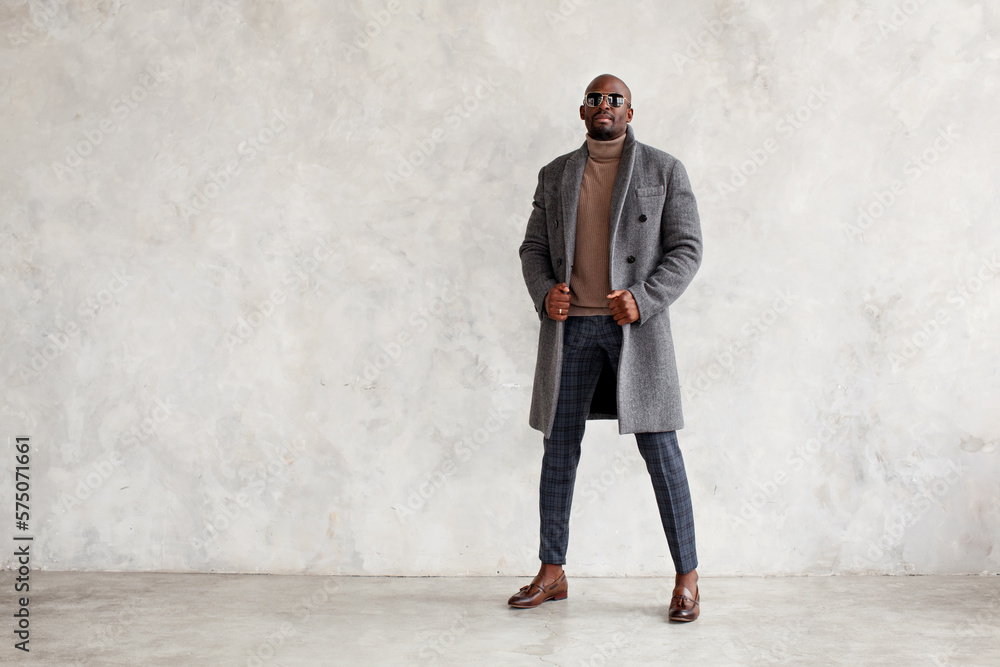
[519,125,703,438]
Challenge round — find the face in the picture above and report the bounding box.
[579,75,633,141]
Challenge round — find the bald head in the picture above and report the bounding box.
[585,74,631,103]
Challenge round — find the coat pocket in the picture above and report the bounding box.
[636,185,665,197]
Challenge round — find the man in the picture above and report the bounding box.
[512,74,703,622]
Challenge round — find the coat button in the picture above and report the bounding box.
[556,258,563,267]
[555,219,560,227]
[626,256,636,263]
[638,214,647,222]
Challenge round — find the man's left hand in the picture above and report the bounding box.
[607,290,639,325]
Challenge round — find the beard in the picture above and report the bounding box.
[587,115,619,140]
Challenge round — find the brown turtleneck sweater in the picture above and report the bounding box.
[568,132,626,316]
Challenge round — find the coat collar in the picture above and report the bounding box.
[608,125,637,246]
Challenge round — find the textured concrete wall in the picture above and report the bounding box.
[2,0,997,575]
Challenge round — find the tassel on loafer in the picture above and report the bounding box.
[507,572,568,608]
[668,586,700,622]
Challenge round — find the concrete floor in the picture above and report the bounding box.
[1,573,998,666]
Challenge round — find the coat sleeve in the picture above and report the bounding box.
[519,166,558,320]
[628,159,703,324]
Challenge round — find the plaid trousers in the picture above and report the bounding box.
[539,315,698,574]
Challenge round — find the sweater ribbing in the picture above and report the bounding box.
[569,132,626,316]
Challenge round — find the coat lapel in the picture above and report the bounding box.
[560,144,588,282]
[608,125,637,265]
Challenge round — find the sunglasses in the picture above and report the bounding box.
[584,92,630,108]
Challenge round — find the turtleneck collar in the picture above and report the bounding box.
[585,130,627,161]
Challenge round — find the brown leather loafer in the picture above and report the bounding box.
[668,586,700,622]
[507,572,568,608]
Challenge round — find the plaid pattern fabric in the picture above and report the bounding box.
[539,315,698,573]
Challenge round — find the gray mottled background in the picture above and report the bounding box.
[1,0,997,575]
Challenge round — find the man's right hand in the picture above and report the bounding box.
[545,283,571,321]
